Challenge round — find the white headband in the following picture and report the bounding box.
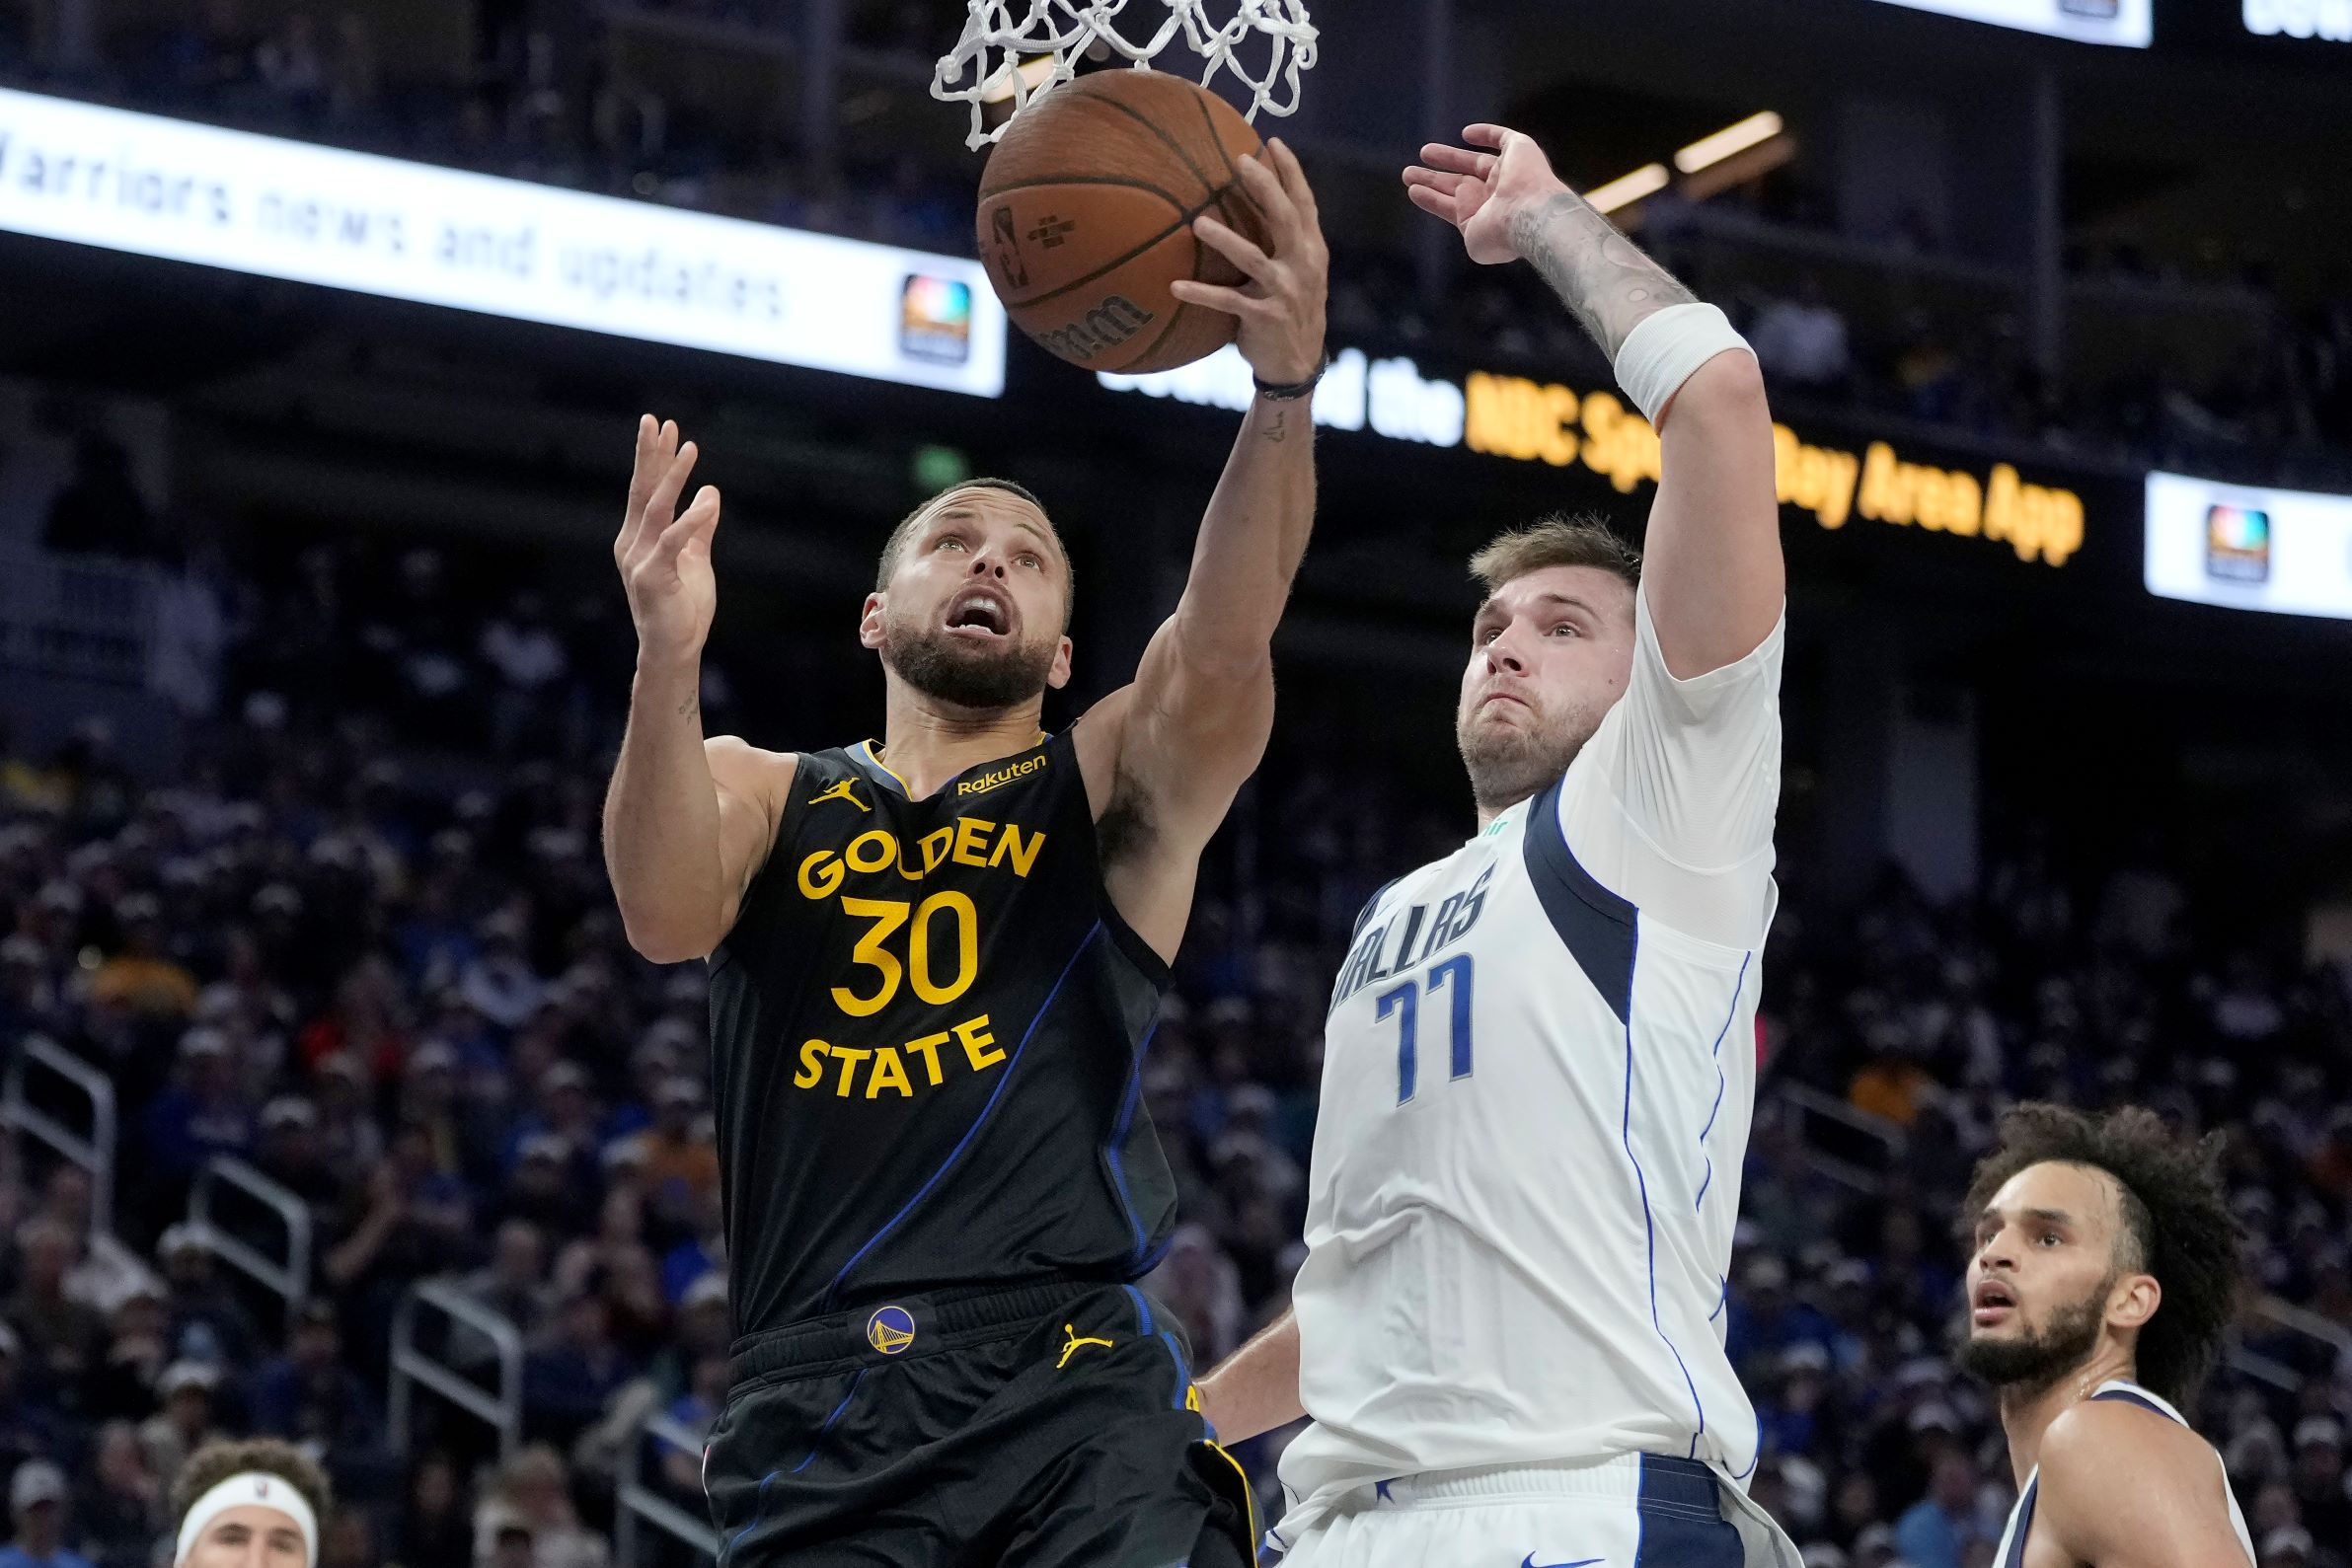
[176,1472,318,1568]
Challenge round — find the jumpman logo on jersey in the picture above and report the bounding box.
[811,779,870,812]
[1056,1323,1114,1369]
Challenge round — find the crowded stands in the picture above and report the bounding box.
[0,527,2346,1567]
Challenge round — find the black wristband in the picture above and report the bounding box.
[1252,356,1328,402]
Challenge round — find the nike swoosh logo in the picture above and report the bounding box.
[1521,1558,1603,1568]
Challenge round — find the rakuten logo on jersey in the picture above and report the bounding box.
[2245,0,2352,40]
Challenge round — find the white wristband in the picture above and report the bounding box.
[1613,303,1754,426]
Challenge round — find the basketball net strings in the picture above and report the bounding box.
[934,0,1319,149]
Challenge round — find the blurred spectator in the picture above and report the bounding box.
[88,896,198,1020]
[0,1461,93,1568]
[521,1292,633,1451]
[245,1302,382,1459]
[68,1423,160,1568]
[615,1078,719,1228]
[2292,1418,2351,1544]
[139,1031,254,1190]
[136,1361,222,1484]
[156,1228,260,1369]
[0,1327,64,1502]
[1892,1451,1981,1568]
[391,1452,472,1568]
[3,1223,103,1394]
[473,1447,608,1568]
[1749,275,1853,392]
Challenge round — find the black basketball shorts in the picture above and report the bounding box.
[704,1281,1258,1568]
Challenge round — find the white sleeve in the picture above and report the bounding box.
[1554,583,1783,949]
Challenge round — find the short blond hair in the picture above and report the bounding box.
[1469,513,1641,597]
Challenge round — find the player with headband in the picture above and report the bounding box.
[169,1439,329,1568]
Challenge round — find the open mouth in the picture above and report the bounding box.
[1971,1279,2017,1327]
[945,588,1012,639]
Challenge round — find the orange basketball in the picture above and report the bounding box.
[976,71,1269,375]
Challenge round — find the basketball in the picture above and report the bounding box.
[976,71,1271,375]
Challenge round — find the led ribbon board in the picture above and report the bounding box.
[0,88,1007,396]
[1866,0,2152,46]
[2145,471,2352,621]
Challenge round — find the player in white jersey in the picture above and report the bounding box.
[1195,122,1799,1568]
[1958,1103,2253,1568]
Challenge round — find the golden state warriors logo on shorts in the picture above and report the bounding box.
[866,1305,916,1355]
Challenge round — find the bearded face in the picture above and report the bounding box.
[1456,565,1636,814]
[1959,1159,2153,1400]
[1954,1270,2112,1394]
[879,593,1062,709]
[865,489,1072,711]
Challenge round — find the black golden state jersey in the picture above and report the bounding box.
[708,731,1179,1335]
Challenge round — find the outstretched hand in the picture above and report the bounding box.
[614,415,722,665]
[1170,138,1328,386]
[1403,123,1571,265]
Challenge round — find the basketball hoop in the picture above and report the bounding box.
[934,0,1318,150]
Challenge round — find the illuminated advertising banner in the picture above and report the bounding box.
[2145,471,2352,620]
[2242,0,2352,41]
[1103,346,2086,567]
[0,88,1007,396]
[1867,0,2152,45]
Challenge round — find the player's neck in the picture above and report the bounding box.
[1999,1347,2138,1487]
[1473,786,1536,833]
[877,684,1047,798]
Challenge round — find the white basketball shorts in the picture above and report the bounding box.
[1262,1454,1798,1568]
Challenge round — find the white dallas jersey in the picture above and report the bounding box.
[1279,592,1784,1537]
[1991,1381,2254,1568]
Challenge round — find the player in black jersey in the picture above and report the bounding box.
[602,140,1328,1568]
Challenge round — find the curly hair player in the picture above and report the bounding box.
[602,144,1328,1567]
[1960,1103,2254,1568]
[168,1438,330,1568]
[1198,122,1799,1568]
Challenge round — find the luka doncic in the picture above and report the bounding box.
[601,198,1325,1568]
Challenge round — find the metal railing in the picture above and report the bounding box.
[2237,1295,2352,1390]
[2,1034,117,1233]
[1767,1083,1905,1193]
[615,1407,721,1566]
[389,1282,524,1460]
[189,1157,312,1314]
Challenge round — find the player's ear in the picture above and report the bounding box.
[859,592,887,651]
[1047,635,1073,690]
[2106,1270,2161,1334]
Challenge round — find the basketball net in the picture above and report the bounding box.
[933,0,1319,150]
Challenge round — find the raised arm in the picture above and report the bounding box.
[602,417,795,963]
[1078,141,1328,960]
[1405,125,1783,676]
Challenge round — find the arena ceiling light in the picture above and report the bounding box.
[1585,164,1670,216]
[1674,112,1784,177]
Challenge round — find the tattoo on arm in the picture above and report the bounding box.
[676,695,700,719]
[1262,408,1288,444]
[1507,192,1699,359]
